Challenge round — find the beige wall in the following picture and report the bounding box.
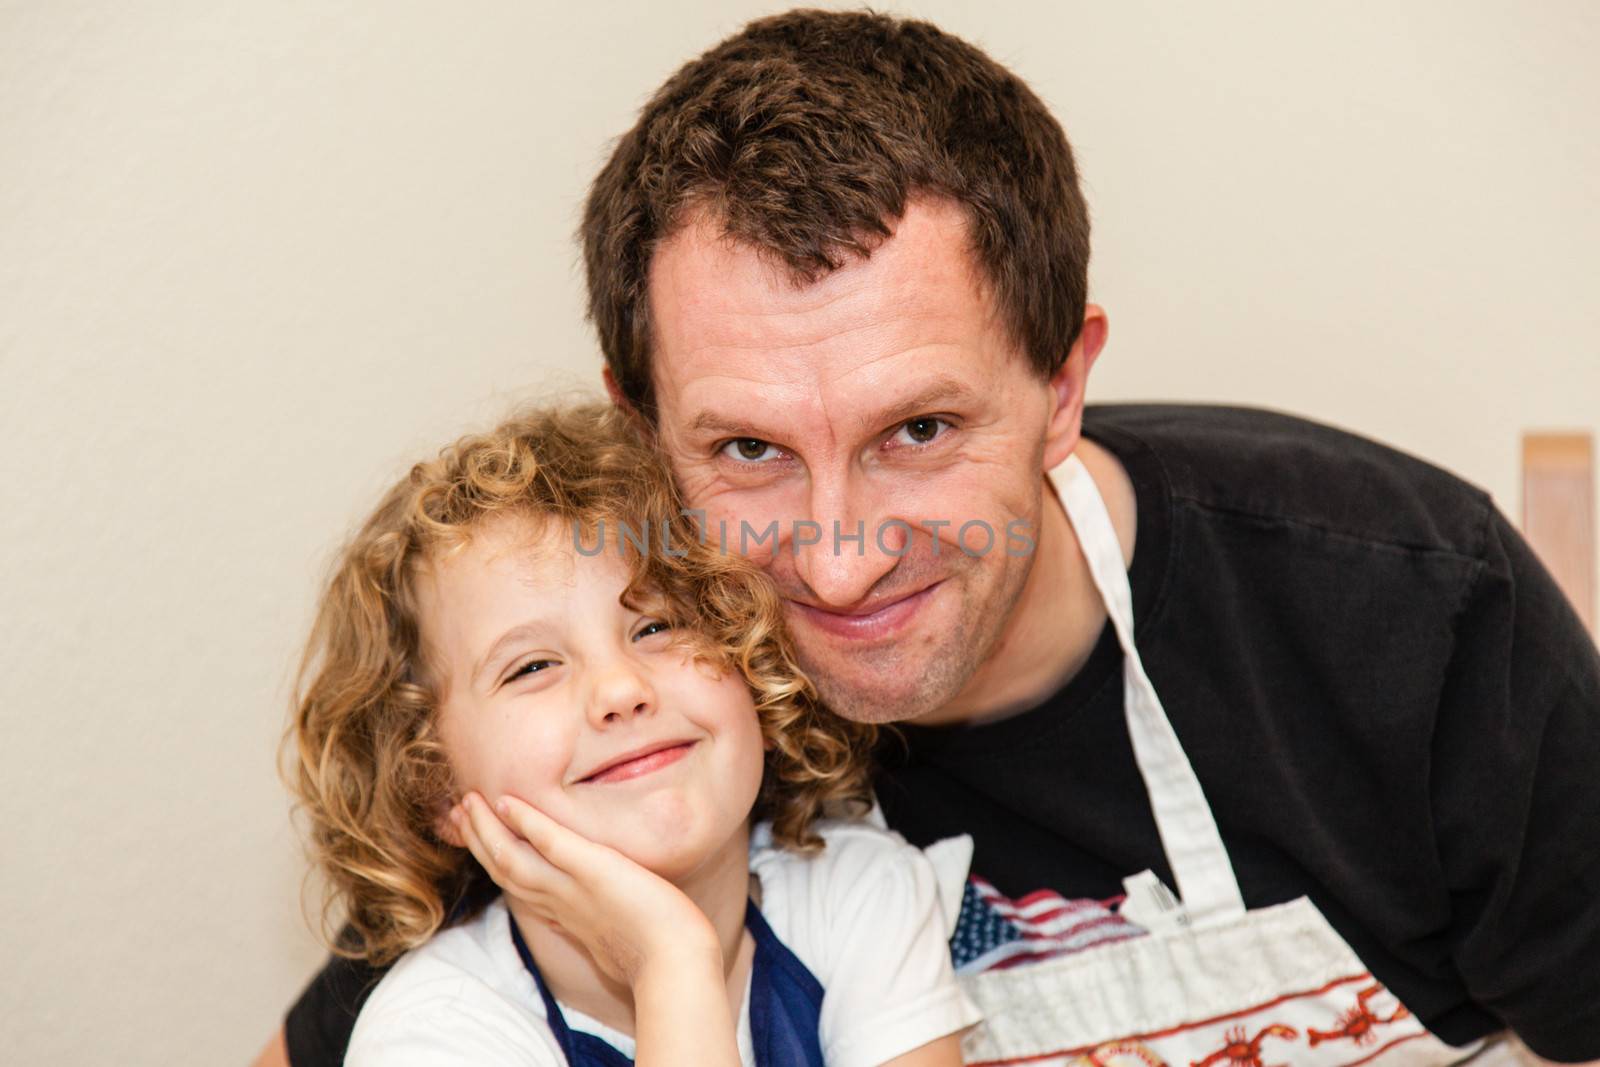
[1,3,1594,1063]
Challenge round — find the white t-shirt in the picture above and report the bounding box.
[346,819,981,1067]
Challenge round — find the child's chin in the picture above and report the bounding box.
[607,826,716,880]
[605,820,743,883]
[581,789,756,882]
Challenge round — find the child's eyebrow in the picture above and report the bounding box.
[472,623,551,688]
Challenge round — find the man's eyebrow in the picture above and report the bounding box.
[865,377,975,430]
[687,411,762,437]
[684,376,977,440]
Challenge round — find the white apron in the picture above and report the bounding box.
[953,455,1511,1067]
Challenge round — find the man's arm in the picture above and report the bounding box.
[1431,509,1600,1060]
[1507,1034,1599,1067]
[249,1028,289,1067]
[277,950,388,1067]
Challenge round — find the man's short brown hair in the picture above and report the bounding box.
[582,8,1091,418]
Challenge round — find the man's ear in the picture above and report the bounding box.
[1041,304,1109,472]
[602,367,657,442]
[602,366,630,411]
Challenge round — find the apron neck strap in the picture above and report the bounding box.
[1053,454,1246,923]
[744,900,826,1066]
[510,899,827,1067]
[509,909,635,1067]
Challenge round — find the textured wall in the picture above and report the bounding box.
[2,3,1595,1063]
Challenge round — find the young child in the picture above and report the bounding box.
[287,403,979,1067]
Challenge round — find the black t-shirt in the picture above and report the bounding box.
[877,404,1600,1061]
[284,404,1600,1065]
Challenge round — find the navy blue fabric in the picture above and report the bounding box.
[510,913,633,1067]
[744,902,825,1067]
[508,899,826,1067]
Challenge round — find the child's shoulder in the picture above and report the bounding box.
[346,897,564,1066]
[749,812,969,897]
[749,816,926,900]
[370,895,516,999]
[745,816,982,1061]
[748,816,966,971]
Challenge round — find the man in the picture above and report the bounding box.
[262,10,1600,1065]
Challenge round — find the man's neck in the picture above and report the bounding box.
[916,436,1137,727]
[507,826,755,1037]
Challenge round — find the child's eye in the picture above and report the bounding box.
[507,659,555,682]
[633,620,672,641]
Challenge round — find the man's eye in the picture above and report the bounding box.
[633,621,672,641]
[895,417,949,446]
[720,438,780,463]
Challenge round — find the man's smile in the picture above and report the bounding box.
[786,580,945,643]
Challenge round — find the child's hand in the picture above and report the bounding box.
[455,792,742,1067]
[451,791,721,989]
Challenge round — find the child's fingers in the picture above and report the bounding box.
[453,805,499,871]
[494,794,588,872]
[457,798,539,884]
[452,799,502,873]
[458,792,569,894]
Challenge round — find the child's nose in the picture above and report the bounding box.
[586,660,657,726]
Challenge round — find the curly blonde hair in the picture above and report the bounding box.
[285,402,876,966]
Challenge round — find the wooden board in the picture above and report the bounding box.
[1522,433,1596,635]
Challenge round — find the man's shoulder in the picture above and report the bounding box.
[1083,403,1494,561]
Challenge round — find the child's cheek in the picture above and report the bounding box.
[482,721,578,816]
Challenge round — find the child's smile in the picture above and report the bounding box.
[575,739,699,785]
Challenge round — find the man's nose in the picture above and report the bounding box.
[585,655,657,728]
[791,474,903,609]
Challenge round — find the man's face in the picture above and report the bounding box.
[645,198,1085,723]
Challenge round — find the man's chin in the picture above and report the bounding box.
[783,571,1001,723]
[801,657,973,724]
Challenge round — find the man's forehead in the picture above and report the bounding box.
[649,230,899,359]
[646,200,1008,437]
[648,200,987,335]
[647,213,809,318]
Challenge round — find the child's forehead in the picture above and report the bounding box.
[438,512,574,576]
[430,510,645,592]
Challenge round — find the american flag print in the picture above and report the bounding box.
[949,874,1148,975]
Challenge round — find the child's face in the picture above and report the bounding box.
[418,513,766,882]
